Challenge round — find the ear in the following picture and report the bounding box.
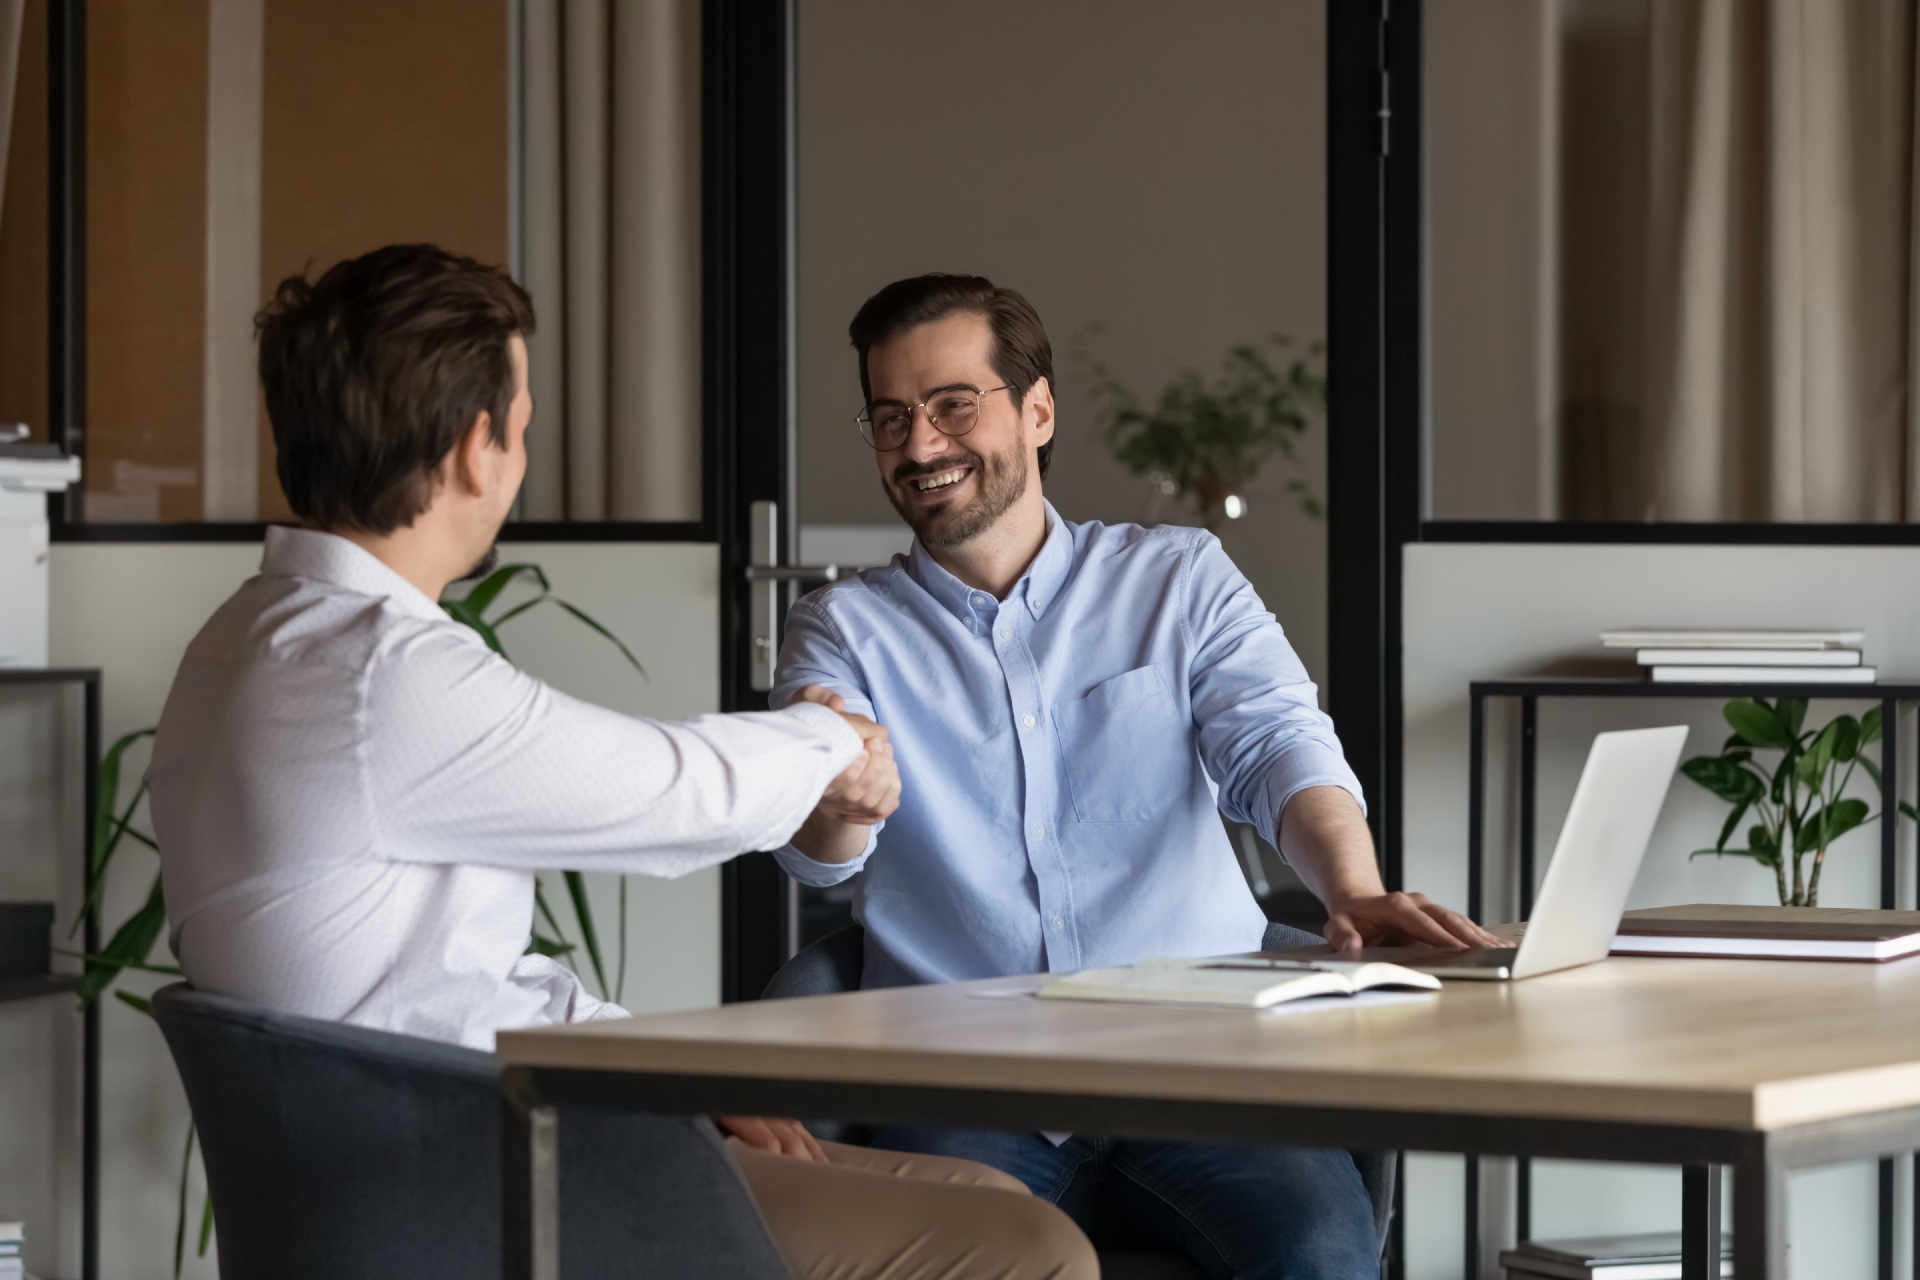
[1026,376,1055,447]
[448,409,496,497]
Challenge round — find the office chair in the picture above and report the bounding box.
[150,983,794,1279]
[764,922,1400,1280]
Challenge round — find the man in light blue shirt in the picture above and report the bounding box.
[771,274,1496,1280]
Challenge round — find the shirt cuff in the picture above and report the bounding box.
[771,826,877,888]
[1257,750,1368,848]
[780,699,865,768]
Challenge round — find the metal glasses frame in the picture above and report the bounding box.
[855,384,1013,450]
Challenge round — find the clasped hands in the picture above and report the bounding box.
[797,684,900,826]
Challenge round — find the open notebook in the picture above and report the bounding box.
[1037,956,1440,1010]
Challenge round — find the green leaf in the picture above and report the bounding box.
[553,600,648,681]
[1680,756,1765,804]
[1779,698,1807,739]
[1901,800,1920,824]
[525,933,574,959]
[79,875,168,1008]
[75,728,159,938]
[114,990,154,1016]
[1830,715,1861,764]
[563,870,610,999]
[175,1124,195,1279]
[1725,699,1792,748]
[1859,755,1882,790]
[1714,799,1752,852]
[1796,799,1868,853]
[1795,723,1835,786]
[199,1194,215,1257]
[1862,705,1884,744]
[449,563,550,620]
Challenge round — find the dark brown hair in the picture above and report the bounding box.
[848,274,1055,479]
[256,243,535,534]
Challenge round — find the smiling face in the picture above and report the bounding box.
[866,312,1051,550]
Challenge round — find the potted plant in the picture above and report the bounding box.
[1679,697,1916,906]
[1079,335,1325,533]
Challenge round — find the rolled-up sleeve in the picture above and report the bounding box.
[766,594,880,887]
[1182,532,1365,850]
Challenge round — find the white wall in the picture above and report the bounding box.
[0,539,720,1280]
[1402,541,1919,1279]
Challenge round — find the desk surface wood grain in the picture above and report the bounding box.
[495,957,1920,1131]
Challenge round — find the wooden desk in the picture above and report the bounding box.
[497,956,1920,1280]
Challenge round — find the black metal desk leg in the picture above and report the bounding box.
[1468,691,1485,925]
[1681,1164,1721,1280]
[503,1069,560,1280]
[1732,1142,1787,1280]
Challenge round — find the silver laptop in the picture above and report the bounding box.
[1287,725,1689,981]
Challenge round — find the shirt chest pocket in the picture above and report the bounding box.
[1050,665,1193,823]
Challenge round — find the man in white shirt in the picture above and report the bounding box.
[147,244,1093,1280]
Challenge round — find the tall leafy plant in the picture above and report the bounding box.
[76,561,645,1274]
[1680,697,1917,907]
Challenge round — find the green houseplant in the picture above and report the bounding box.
[75,561,644,1274]
[1080,335,1325,533]
[1679,697,1916,907]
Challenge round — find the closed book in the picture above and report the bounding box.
[1612,904,1920,961]
[1037,956,1439,1009]
[1648,664,1876,684]
[1602,627,1863,649]
[1636,647,1860,667]
[1502,1231,1731,1279]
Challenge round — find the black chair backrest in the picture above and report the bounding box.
[151,983,793,1280]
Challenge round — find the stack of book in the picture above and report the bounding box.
[1601,627,1872,685]
[0,1221,23,1280]
[1501,1231,1731,1279]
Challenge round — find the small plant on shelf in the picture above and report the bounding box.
[1679,697,1916,907]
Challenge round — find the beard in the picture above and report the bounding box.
[885,440,1029,550]
[457,541,500,583]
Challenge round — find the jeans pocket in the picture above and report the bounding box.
[1051,665,1192,823]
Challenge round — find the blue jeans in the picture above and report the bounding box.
[868,1126,1379,1280]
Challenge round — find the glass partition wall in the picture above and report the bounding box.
[0,0,704,532]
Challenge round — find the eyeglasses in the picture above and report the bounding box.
[855,385,1013,450]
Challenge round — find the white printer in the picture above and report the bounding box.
[0,429,82,668]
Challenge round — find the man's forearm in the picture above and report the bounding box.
[788,806,872,865]
[1275,784,1382,911]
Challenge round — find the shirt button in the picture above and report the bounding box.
[1050,915,1065,930]
[999,627,1013,642]
[1022,713,1036,728]
[1032,824,1046,840]
[973,594,989,606]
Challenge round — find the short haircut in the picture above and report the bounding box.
[848,274,1055,479]
[256,243,535,535]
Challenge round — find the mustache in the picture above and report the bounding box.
[890,451,981,486]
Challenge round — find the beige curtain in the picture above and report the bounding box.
[1641,0,1919,521]
[521,0,702,522]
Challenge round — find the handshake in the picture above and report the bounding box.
[795,685,901,827]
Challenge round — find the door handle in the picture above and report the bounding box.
[746,500,877,691]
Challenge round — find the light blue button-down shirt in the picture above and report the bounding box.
[770,505,1364,990]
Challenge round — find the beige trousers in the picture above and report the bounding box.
[728,1138,1098,1280]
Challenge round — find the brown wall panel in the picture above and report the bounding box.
[0,0,47,441]
[258,0,510,519]
[88,0,210,521]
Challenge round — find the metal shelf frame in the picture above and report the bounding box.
[1468,676,1920,1280]
[1,665,102,1280]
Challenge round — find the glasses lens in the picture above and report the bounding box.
[928,391,979,436]
[860,405,912,449]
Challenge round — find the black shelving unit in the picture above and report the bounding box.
[1468,676,1920,1280]
[1,666,101,1280]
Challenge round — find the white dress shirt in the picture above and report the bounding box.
[148,527,861,1049]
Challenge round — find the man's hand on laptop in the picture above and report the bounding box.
[1323,890,1502,953]
[715,1115,826,1162]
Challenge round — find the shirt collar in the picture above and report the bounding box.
[906,502,1073,626]
[259,526,449,622]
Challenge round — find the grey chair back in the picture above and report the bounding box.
[150,983,794,1280]
[764,923,1399,1267]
